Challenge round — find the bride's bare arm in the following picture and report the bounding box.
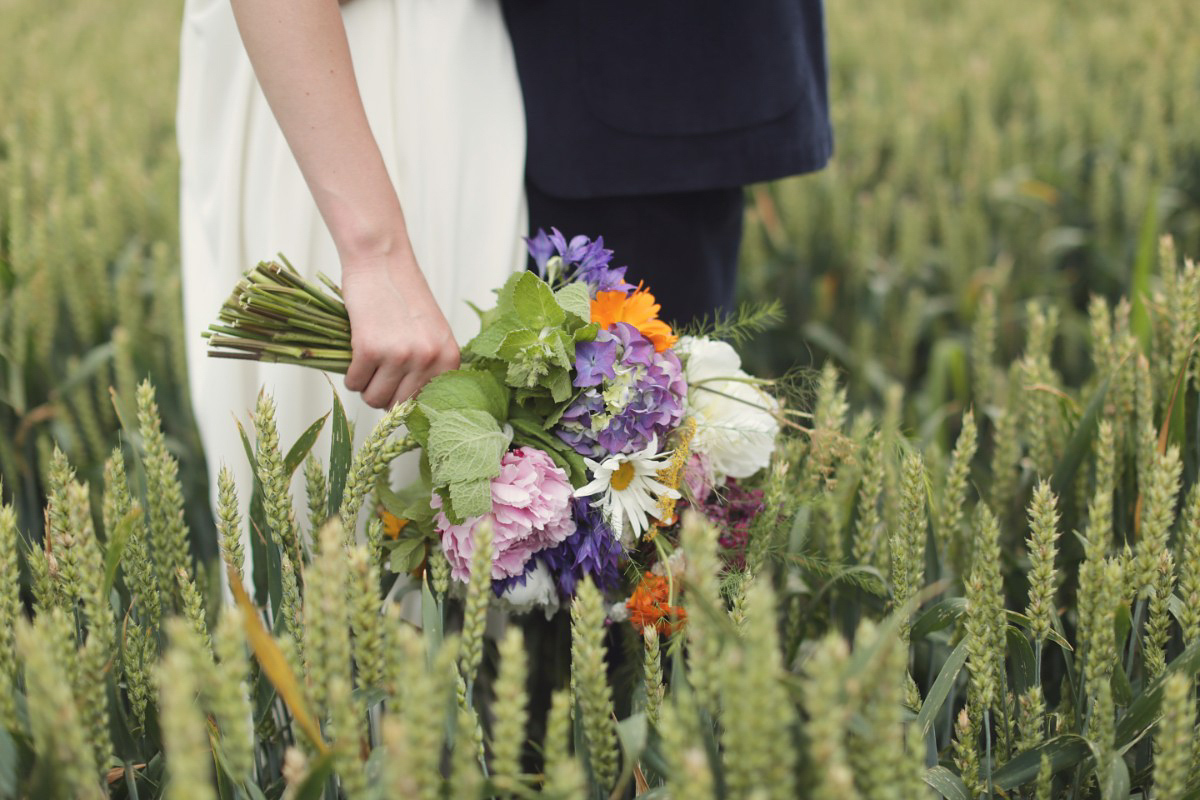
[229,0,459,408]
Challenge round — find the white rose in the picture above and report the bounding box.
[678,336,780,480]
[498,560,560,620]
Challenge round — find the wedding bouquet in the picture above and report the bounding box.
[206,231,785,626]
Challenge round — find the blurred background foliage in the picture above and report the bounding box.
[0,0,212,555]
[740,0,1200,413]
[1,0,1199,557]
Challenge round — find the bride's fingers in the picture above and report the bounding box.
[389,374,421,408]
[362,363,405,409]
[345,352,378,393]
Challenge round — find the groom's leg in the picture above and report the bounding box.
[525,181,745,327]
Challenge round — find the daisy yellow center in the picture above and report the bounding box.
[611,461,636,491]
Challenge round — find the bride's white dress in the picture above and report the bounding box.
[178,0,526,530]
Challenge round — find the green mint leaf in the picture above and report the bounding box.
[497,328,541,361]
[466,312,525,359]
[548,330,574,370]
[494,271,527,318]
[388,537,429,575]
[573,322,600,343]
[425,408,510,487]
[555,282,592,324]
[512,272,566,329]
[415,369,509,422]
[548,369,573,403]
[448,478,492,521]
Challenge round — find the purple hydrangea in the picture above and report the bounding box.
[574,336,619,387]
[524,228,634,295]
[555,323,686,457]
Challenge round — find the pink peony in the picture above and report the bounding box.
[434,446,576,582]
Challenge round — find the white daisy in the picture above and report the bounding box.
[574,437,681,542]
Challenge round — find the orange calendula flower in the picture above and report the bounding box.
[590,287,679,352]
[380,510,408,539]
[626,573,686,635]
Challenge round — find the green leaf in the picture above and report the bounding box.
[1111,659,1134,708]
[417,369,510,422]
[1117,638,1200,745]
[611,712,650,794]
[512,271,566,328]
[493,271,526,317]
[388,536,428,574]
[327,389,353,517]
[1007,609,1073,651]
[375,473,435,531]
[547,330,574,370]
[210,737,240,800]
[616,713,649,763]
[924,766,971,800]
[283,412,329,478]
[425,408,509,486]
[548,368,574,403]
[447,478,492,521]
[466,312,525,359]
[1169,593,1187,629]
[1050,376,1110,498]
[911,597,966,640]
[1007,626,1036,694]
[573,321,600,343]
[1094,749,1130,800]
[122,758,142,800]
[352,686,389,710]
[407,406,432,447]
[993,735,1090,790]
[364,745,388,786]
[555,282,592,322]
[422,574,444,661]
[917,639,968,738]
[497,328,541,362]
[103,507,142,595]
[0,727,15,799]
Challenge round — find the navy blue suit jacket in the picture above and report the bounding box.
[501,0,833,199]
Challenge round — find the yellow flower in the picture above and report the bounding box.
[654,418,697,528]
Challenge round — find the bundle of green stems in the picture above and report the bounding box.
[204,259,353,372]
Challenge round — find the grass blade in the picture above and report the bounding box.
[917,638,967,738]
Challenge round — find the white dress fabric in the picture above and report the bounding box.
[178,0,527,536]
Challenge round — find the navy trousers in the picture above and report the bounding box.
[525,181,746,327]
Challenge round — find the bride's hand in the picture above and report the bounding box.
[341,251,460,409]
